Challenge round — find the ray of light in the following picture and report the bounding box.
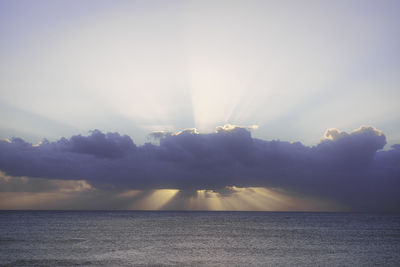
[135,189,179,210]
[173,186,343,211]
[192,190,224,210]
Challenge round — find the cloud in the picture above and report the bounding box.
[0,171,91,193]
[65,130,137,158]
[215,124,259,133]
[0,125,399,211]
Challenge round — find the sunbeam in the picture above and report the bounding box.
[135,189,179,210]
[154,187,343,211]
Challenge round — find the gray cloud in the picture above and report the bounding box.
[0,126,399,211]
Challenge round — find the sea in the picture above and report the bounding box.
[0,211,399,266]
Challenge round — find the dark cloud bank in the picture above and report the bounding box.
[0,126,399,211]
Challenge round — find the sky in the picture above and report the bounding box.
[0,0,399,211]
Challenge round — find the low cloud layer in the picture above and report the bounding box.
[0,126,399,211]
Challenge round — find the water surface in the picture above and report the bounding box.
[0,211,399,266]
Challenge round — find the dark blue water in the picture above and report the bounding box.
[0,211,399,266]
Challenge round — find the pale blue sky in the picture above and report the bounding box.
[1,0,399,146]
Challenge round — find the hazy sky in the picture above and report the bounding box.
[0,0,399,211]
[1,0,399,145]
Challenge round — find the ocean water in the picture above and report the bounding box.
[0,211,399,266]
